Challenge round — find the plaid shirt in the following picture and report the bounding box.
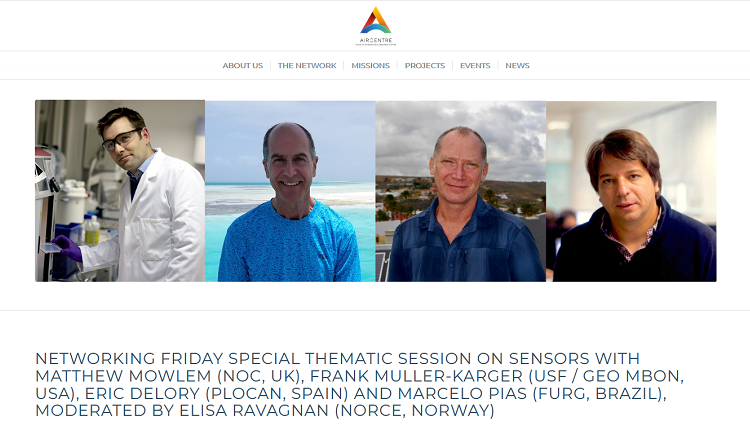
[601,203,663,262]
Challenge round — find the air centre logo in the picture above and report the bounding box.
[361,7,391,33]
[356,7,396,46]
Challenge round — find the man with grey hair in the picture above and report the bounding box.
[218,122,361,281]
[388,126,544,281]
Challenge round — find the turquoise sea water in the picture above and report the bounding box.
[205,182,375,282]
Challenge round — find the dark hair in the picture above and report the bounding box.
[97,107,146,138]
[434,126,487,163]
[555,210,576,228]
[263,123,315,162]
[585,129,662,199]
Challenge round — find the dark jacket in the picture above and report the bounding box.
[553,198,716,281]
[388,195,544,282]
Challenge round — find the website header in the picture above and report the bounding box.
[2,2,749,52]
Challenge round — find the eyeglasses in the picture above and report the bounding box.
[101,128,142,152]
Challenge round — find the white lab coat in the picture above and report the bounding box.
[80,151,205,281]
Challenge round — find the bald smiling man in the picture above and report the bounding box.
[218,123,361,282]
[388,127,544,282]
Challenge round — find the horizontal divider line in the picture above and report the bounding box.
[2,309,749,312]
[3,50,750,53]
[2,78,749,81]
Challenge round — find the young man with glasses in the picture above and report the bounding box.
[53,107,205,281]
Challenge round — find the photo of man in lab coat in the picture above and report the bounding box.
[53,107,205,281]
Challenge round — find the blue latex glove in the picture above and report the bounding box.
[52,235,83,263]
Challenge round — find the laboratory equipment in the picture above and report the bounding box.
[56,179,87,225]
[87,150,125,220]
[39,242,61,253]
[52,222,81,280]
[88,171,123,219]
[83,214,100,245]
[35,147,60,281]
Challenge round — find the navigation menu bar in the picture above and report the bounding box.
[3,52,749,80]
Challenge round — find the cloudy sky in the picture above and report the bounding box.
[206,101,375,183]
[376,101,546,181]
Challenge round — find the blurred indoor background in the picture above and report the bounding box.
[545,101,716,271]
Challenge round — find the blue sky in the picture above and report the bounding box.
[206,101,375,183]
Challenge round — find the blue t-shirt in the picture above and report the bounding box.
[218,200,361,282]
